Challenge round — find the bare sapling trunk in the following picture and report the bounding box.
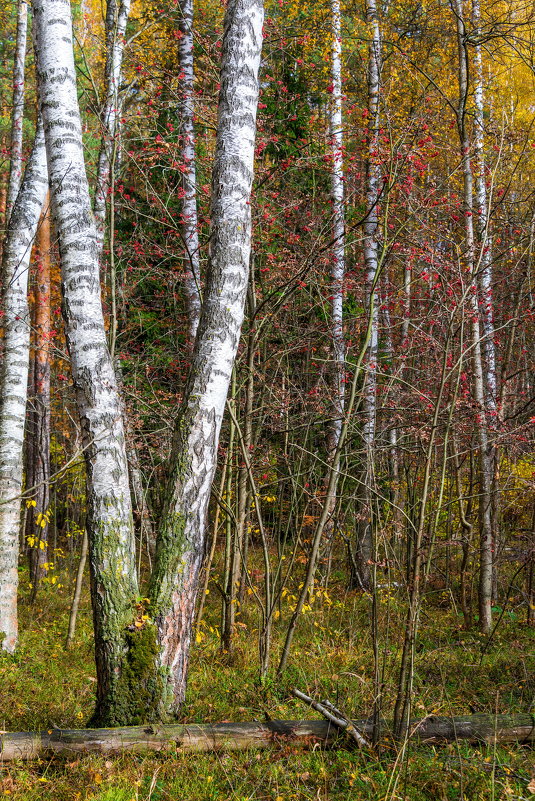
[26,203,52,598]
[146,0,264,719]
[0,122,48,653]
[5,0,28,224]
[32,0,139,723]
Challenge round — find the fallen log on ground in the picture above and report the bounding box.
[0,714,533,761]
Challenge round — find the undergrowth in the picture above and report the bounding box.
[0,560,533,800]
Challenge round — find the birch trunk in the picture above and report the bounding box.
[353,0,381,591]
[5,0,28,224]
[94,0,131,254]
[472,0,497,414]
[177,0,202,342]
[148,0,264,718]
[0,122,48,653]
[32,0,139,721]
[453,0,493,633]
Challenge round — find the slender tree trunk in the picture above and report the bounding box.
[94,0,131,254]
[32,0,139,722]
[322,0,346,567]
[0,122,48,653]
[146,0,264,718]
[352,0,382,591]
[177,0,202,342]
[26,202,52,598]
[453,0,493,634]
[66,529,88,648]
[5,0,28,224]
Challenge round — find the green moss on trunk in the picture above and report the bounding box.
[90,623,172,727]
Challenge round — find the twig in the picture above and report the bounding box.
[291,688,371,748]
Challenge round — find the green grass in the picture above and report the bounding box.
[0,563,534,800]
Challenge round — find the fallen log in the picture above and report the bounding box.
[0,714,533,761]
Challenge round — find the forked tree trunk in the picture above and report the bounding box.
[32,0,139,722]
[147,0,264,718]
[0,122,48,653]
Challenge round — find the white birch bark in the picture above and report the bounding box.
[32,0,139,719]
[354,0,382,590]
[149,0,264,714]
[177,0,202,342]
[453,0,493,633]
[472,0,497,414]
[0,122,48,653]
[327,0,345,459]
[5,0,28,224]
[94,0,131,254]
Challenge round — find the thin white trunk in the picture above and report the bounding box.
[5,0,28,223]
[355,0,382,590]
[472,0,497,413]
[0,122,48,653]
[94,0,131,255]
[32,0,139,719]
[150,0,264,714]
[327,0,345,458]
[178,0,202,342]
[453,0,493,634]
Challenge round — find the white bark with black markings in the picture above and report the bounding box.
[0,123,48,653]
[5,0,28,223]
[150,0,264,714]
[32,0,139,716]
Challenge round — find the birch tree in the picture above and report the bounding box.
[0,122,48,653]
[147,0,264,718]
[352,0,382,591]
[323,0,346,554]
[5,0,28,224]
[177,0,202,342]
[452,0,493,633]
[32,0,140,718]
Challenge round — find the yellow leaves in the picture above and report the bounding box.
[25,499,36,508]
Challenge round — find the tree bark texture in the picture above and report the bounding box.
[0,122,48,653]
[1,714,533,760]
[94,0,132,254]
[177,0,202,342]
[148,0,264,718]
[5,0,28,224]
[353,0,382,591]
[32,0,139,721]
[453,0,493,634]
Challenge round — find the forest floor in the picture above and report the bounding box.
[0,558,534,800]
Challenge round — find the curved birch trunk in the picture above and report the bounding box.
[177,0,202,342]
[32,0,139,720]
[0,122,48,653]
[5,0,28,224]
[147,0,264,718]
